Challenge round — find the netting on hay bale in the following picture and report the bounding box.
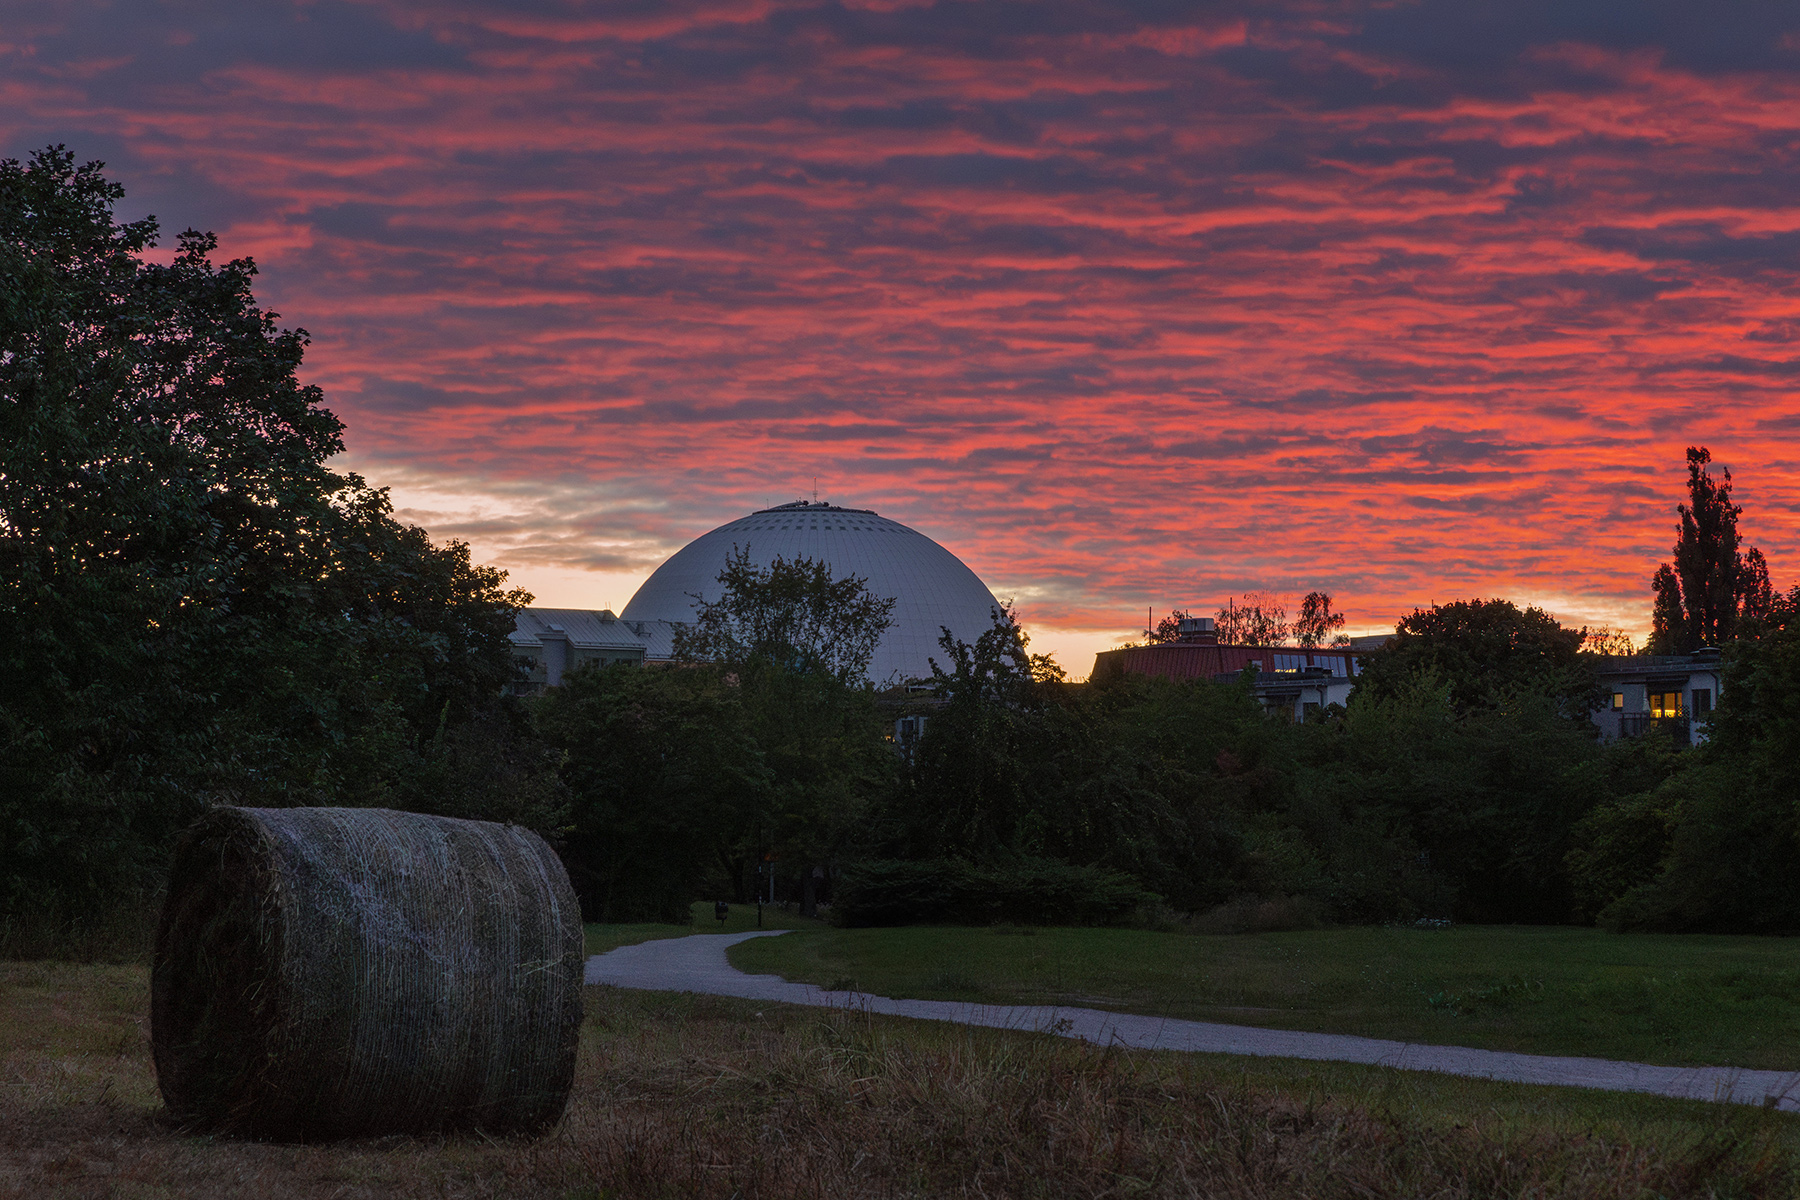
[151,806,585,1140]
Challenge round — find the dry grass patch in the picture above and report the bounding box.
[3,961,1797,1198]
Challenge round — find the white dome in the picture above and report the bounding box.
[621,502,1001,685]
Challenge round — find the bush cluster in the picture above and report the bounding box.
[531,595,1800,934]
[830,858,1150,927]
[1570,605,1800,932]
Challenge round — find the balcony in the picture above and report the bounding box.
[1617,713,1691,745]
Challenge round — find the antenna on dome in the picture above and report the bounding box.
[812,476,818,503]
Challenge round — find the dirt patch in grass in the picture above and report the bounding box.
[3,961,1797,1198]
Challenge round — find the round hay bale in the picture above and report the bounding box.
[151,806,584,1140]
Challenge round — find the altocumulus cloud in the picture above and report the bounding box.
[4,0,1800,646]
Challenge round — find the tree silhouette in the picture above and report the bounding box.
[1215,592,1289,646]
[673,546,897,686]
[1143,609,1188,644]
[1648,447,1770,653]
[1,147,535,916]
[1294,591,1348,648]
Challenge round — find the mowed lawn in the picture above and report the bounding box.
[583,901,824,956]
[729,924,1800,1070]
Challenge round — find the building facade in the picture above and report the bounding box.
[1588,649,1723,745]
[1093,616,1727,744]
[509,608,676,693]
[1090,617,1371,721]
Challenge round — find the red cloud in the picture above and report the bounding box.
[4,1,1799,645]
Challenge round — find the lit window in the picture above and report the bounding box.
[1649,692,1685,719]
[1612,692,1624,710]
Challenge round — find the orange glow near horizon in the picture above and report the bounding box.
[6,3,1800,675]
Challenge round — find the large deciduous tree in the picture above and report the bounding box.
[1354,599,1599,718]
[1143,609,1189,645]
[547,548,899,917]
[1294,591,1348,649]
[0,148,535,919]
[535,662,768,922]
[1336,600,1608,922]
[1570,590,1800,933]
[1215,592,1290,646]
[673,546,896,686]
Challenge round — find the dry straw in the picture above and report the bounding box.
[151,806,584,1140]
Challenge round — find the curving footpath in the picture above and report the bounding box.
[587,930,1800,1113]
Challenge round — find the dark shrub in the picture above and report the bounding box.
[832,858,1151,927]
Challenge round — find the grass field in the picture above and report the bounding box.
[583,901,823,957]
[4,958,1798,1198]
[730,924,1800,1070]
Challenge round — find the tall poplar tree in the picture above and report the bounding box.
[1647,447,1770,654]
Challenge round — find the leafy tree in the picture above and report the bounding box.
[1582,627,1636,656]
[1575,595,1800,932]
[873,608,1269,912]
[1648,564,1684,655]
[1647,447,1769,653]
[1324,599,1609,922]
[1294,591,1348,649]
[1354,599,1599,718]
[869,607,1085,863]
[896,605,1052,860]
[1143,609,1189,645]
[662,548,899,911]
[1216,592,1289,646]
[1741,547,1775,622]
[1305,672,1608,923]
[735,656,896,911]
[1070,672,1288,910]
[868,594,1640,926]
[0,147,535,921]
[674,546,896,686]
[535,663,767,922]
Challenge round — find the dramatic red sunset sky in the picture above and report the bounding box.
[9,1,1800,673]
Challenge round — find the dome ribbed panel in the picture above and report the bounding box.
[620,509,1000,685]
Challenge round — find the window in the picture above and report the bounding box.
[1273,653,1304,672]
[1649,691,1685,719]
[1692,688,1713,715]
[1612,692,1625,711]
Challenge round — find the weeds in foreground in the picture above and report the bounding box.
[2,965,1796,1198]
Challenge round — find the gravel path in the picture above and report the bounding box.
[587,930,1800,1112]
